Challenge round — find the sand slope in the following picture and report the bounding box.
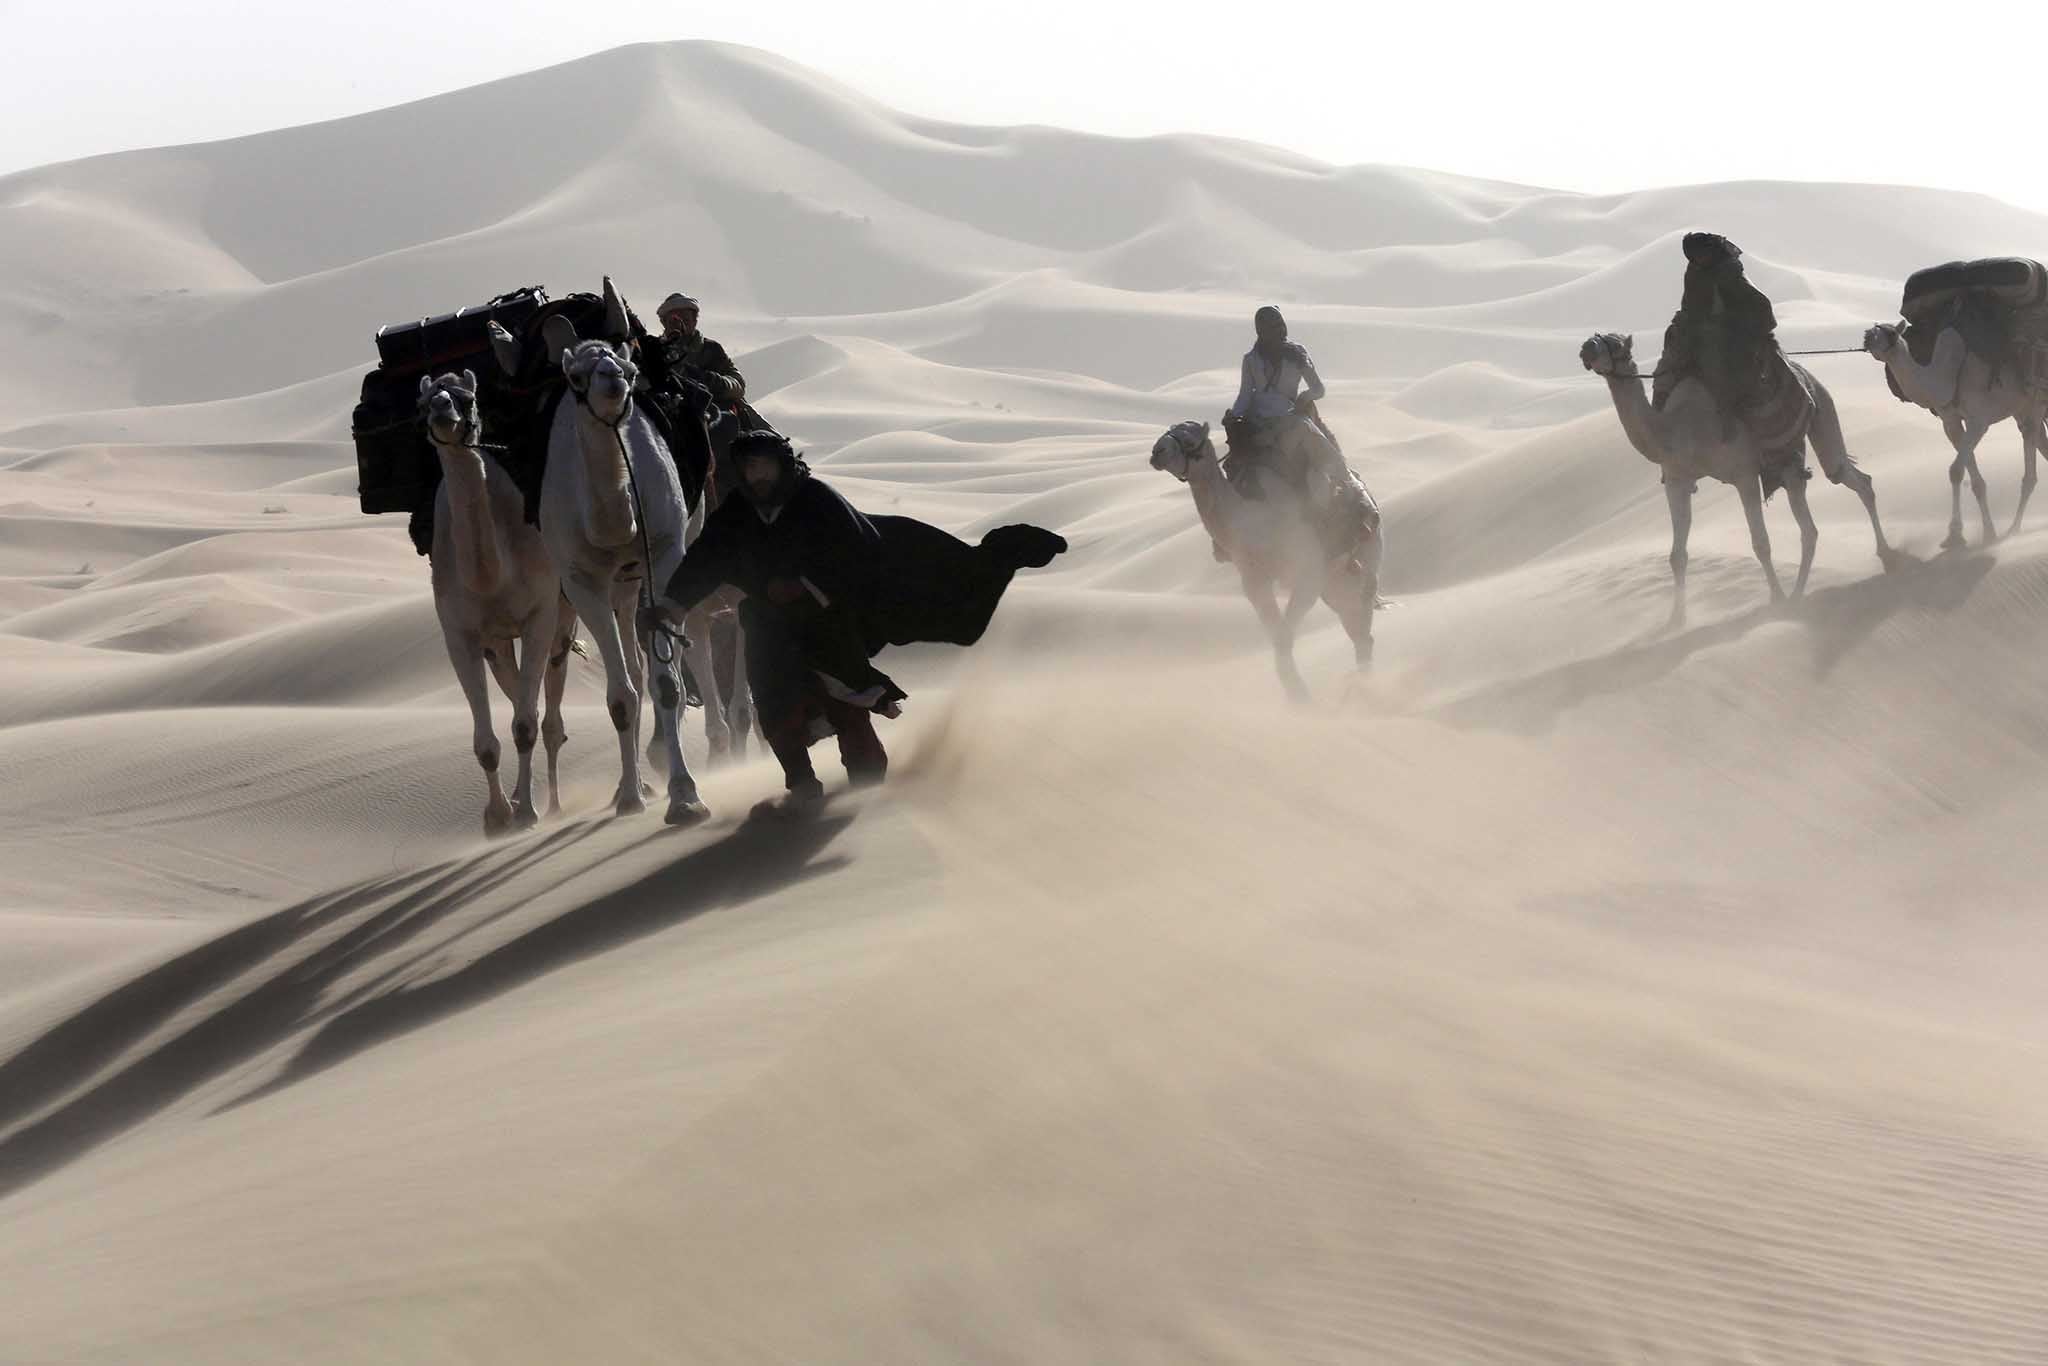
[5,39,2048,1365]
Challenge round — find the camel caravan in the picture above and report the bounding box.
[354,246,2048,830]
[352,278,1064,831]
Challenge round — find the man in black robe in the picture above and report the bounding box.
[1653,232,1780,432]
[653,431,1066,812]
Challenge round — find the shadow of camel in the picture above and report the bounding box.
[0,814,851,1202]
[1434,549,1996,735]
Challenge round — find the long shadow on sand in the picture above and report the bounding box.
[226,813,851,1111]
[1434,549,1996,735]
[0,814,850,1202]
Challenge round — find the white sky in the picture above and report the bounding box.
[2,0,2040,212]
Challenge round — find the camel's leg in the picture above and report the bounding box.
[725,606,754,759]
[1664,480,1693,630]
[1281,577,1322,695]
[639,635,668,777]
[1960,416,1998,545]
[1783,475,1820,600]
[644,611,706,825]
[1835,461,1893,570]
[1320,562,1375,669]
[683,602,730,762]
[446,629,513,837]
[616,597,660,797]
[542,614,573,817]
[2010,416,2041,537]
[1942,414,1977,549]
[560,572,644,817]
[1738,475,1786,603]
[480,642,536,826]
[1807,382,1894,568]
[1240,569,1308,703]
[1323,528,1383,669]
[505,603,557,830]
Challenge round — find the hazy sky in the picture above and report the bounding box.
[3,0,2040,211]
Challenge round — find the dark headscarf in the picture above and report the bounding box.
[732,429,806,514]
[1682,232,1741,267]
[1253,305,1302,366]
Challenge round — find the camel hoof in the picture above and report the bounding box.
[665,799,712,827]
[615,790,647,818]
[546,799,562,819]
[1942,528,1967,551]
[512,803,540,831]
[484,804,514,838]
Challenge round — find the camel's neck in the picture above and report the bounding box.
[433,439,507,595]
[571,402,637,549]
[1602,374,1669,467]
[1185,459,1240,549]
[1879,332,1965,410]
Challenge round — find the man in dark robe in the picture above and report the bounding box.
[653,432,1066,813]
[1653,232,1780,432]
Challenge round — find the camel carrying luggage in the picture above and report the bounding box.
[1897,258,2048,401]
[351,287,549,518]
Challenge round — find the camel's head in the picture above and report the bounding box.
[1150,420,1214,482]
[562,339,638,423]
[1579,333,1637,377]
[417,370,481,447]
[1864,321,1905,358]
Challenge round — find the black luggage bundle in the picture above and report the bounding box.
[1900,258,2047,324]
[351,287,548,518]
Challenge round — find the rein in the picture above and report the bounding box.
[1594,345,1868,383]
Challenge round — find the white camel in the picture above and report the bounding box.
[540,312,708,826]
[1863,320,2046,546]
[1149,420,1381,700]
[420,371,576,834]
[1581,333,1894,628]
[489,300,747,773]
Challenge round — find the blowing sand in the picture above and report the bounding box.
[4,39,2048,1365]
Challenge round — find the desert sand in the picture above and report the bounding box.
[4,40,2048,1364]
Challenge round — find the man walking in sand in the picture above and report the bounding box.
[648,430,1066,815]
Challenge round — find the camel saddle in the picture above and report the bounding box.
[1743,348,1817,497]
[1219,415,1378,561]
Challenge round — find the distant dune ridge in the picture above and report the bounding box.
[4,39,2048,1365]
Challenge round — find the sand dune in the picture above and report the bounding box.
[5,37,2048,1364]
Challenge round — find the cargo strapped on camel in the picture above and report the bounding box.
[350,287,549,522]
[1891,258,2048,404]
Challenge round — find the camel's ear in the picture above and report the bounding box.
[460,368,476,392]
[1623,333,1634,349]
[601,275,629,341]
[560,347,576,377]
[417,375,433,399]
[1200,420,1211,437]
